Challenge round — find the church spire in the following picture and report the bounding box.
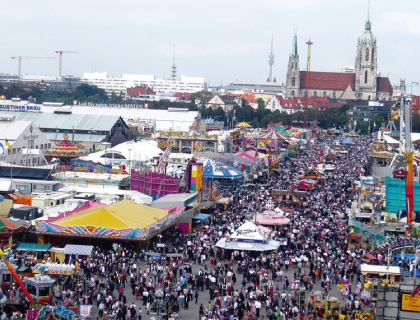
[291,29,298,58]
[365,0,371,31]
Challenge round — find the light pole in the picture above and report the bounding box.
[128,148,132,173]
[411,82,419,97]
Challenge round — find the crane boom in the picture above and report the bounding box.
[55,50,79,77]
[11,56,55,76]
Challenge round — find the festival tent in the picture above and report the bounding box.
[215,221,281,251]
[81,140,162,165]
[217,154,255,173]
[36,199,184,241]
[259,130,290,143]
[201,159,242,179]
[55,200,167,229]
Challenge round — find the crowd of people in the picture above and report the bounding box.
[3,132,402,320]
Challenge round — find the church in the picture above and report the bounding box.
[285,9,393,101]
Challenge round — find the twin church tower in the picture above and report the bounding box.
[284,5,392,101]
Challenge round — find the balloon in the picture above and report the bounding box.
[364,283,370,289]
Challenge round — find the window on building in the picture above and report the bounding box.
[364,70,368,84]
[333,91,336,98]
[313,91,317,98]
[295,62,297,69]
[368,95,371,100]
[291,90,295,97]
[292,77,296,86]
[16,185,28,192]
[323,91,327,97]
[365,48,370,61]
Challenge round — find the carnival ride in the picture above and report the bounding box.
[311,296,341,319]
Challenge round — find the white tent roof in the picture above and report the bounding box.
[360,264,400,276]
[81,140,162,164]
[230,221,266,242]
[382,135,399,144]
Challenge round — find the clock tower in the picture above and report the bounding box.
[355,3,377,100]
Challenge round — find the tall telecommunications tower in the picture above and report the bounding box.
[268,35,275,82]
[171,44,177,81]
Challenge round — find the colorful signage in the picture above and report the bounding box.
[401,293,420,312]
[191,163,203,192]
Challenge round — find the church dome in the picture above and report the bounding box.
[360,13,375,45]
[360,28,375,45]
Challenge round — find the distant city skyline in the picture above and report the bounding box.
[1,0,420,92]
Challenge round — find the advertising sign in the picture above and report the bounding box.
[401,293,420,312]
[80,305,92,318]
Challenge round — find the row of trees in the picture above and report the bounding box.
[3,84,419,132]
[201,99,351,130]
[0,84,109,105]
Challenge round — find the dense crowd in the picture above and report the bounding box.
[4,133,389,320]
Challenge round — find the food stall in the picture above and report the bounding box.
[361,264,400,285]
[25,274,55,304]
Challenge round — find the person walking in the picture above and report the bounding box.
[194,290,199,304]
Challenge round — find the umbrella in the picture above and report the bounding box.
[236,122,252,128]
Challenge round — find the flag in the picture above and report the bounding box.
[374,122,376,130]
[72,126,75,142]
[0,142,4,154]
[5,140,12,153]
[360,167,365,176]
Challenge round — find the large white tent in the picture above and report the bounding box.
[216,221,281,251]
[81,140,162,165]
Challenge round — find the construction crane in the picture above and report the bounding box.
[11,56,56,76]
[55,50,78,77]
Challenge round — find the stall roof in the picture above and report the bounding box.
[64,244,94,256]
[192,213,211,220]
[215,238,281,251]
[55,199,168,230]
[16,243,51,252]
[360,264,400,276]
[152,193,198,207]
[364,253,377,260]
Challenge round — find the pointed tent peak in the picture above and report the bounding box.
[273,77,277,83]
[267,77,270,82]
[291,29,298,58]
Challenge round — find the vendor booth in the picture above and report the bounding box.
[215,221,280,251]
[36,199,184,244]
[361,264,401,284]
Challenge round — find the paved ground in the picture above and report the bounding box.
[86,258,357,320]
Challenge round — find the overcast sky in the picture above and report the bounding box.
[2,0,419,91]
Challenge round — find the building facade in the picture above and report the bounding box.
[195,95,242,112]
[0,117,51,165]
[81,72,206,96]
[346,100,393,122]
[285,11,392,101]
